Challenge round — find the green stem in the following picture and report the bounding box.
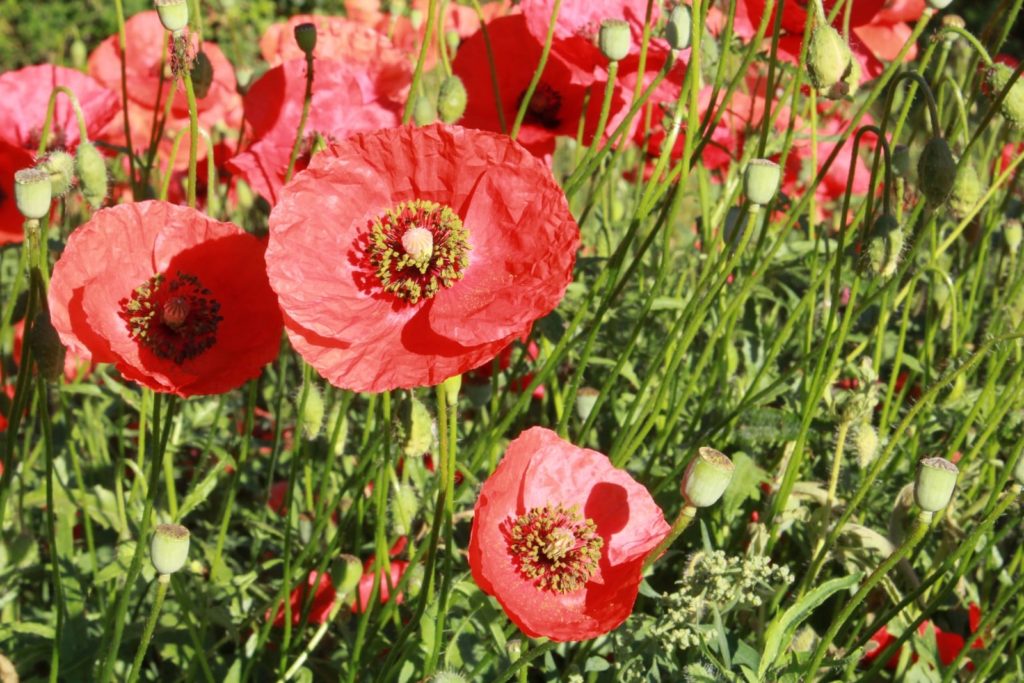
[642,505,696,572]
[126,576,170,683]
[286,54,315,184]
[181,37,200,209]
[39,376,63,683]
[402,0,438,124]
[113,0,137,192]
[510,0,563,139]
[36,86,91,156]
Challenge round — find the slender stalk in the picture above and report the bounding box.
[510,0,563,139]
[285,53,315,185]
[125,576,170,683]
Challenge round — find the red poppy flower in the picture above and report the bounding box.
[266,123,579,392]
[48,200,282,396]
[742,0,886,37]
[0,64,118,152]
[0,140,35,244]
[862,603,985,671]
[453,14,624,158]
[227,58,402,206]
[353,559,410,613]
[519,0,659,85]
[270,570,336,627]
[468,427,670,641]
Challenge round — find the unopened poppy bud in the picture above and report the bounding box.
[413,95,436,126]
[294,22,317,57]
[28,311,66,381]
[681,447,734,508]
[927,0,954,9]
[892,144,912,178]
[941,14,965,31]
[403,396,434,457]
[42,151,75,196]
[392,483,419,535]
[14,168,52,220]
[917,137,957,204]
[599,19,631,62]
[75,142,108,208]
[445,29,460,55]
[190,51,214,99]
[430,673,468,683]
[70,37,88,70]
[865,213,904,279]
[854,423,878,468]
[331,554,363,597]
[744,159,781,206]
[666,4,692,51]
[154,0,189,35]
[437,75,468,124]
[151,523,190,575]
[575,387,599,422]
[948,163,984,220]
[1004,219,1022,253]
[914,457,958,512]
[986,63,1024,130]
[506,639,523,661]
[441,374,461,407]
[807,24,851,91]
[300,384,324,441]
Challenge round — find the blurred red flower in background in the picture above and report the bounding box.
[863,603,984,671]
[468,427,669,641]
[270,571,337,627]
[0,140,35,244]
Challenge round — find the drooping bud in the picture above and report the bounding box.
[914,457,958,512]
[681,447,734,508]
[151,523,190,575]
[299,384,325,441]
[986,63,1024,130]
[441,374,461,407]
[14,168,52,220]
[413,95,437,126]
[154,0,189,35]
[1004,219,1022,254]
[666,4,692,51]
[598,19,631,62]
[75,142,108,209]
[866,213,905,279]
[917,137,957,204]
[42,151,75,196]
[437,75,468,124]
[947,163,984,220]
[575,386,600,422]
[744,159,781,206]
[190,51,214,99]
[807,24,851,92]
[28,311,67,381]
[294,22,318,57]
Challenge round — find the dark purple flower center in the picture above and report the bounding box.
[519,82,563,130]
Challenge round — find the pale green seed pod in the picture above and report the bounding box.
[598,19,631,62]
[441,374,461,407]
[947,163,984,220]
[14,168,52,220]
[807,24,851,91]
[42,151,75,196]
[666,5,692,51]
[413,95,437,126]
[75,142,108,209]
[681,447,734,508]
[744,159,781,206]
[294,22,318,57]
[437,75,468,124]
[28,311,67,382]
[70,37,88,70]
[866,213,904,279]
[986,63,1024,131]
[332,554,363,597]
[154,0,189,35]
[1004,219,1022,254]
[914,457,958,512]
[190,51,214,99]
[300,384,325,441]
[151,523,190,575]
[575,387,599,422]
[917,137,957,204]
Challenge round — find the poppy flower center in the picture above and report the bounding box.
[118,271,223,364]
[366,199,470,305]
[519,83,562,130]
[503,503,603,594]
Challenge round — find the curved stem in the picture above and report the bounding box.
[940,25,994,66]
[36,86,91,155]
[642,505,696,572]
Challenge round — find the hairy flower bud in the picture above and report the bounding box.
[917,137,957,204]
[666,5,692,51]
[403,396,434,457]
[599,19,631,62]
[42,151,75,196]
[914,457,958,513]
[28,311,67,381]
[294,22,317,57]
[75,142,108,209]
[854,423,879,468]
[437,75,468,124]
[299,384,325,441]
[14,168,52,220]
[151,523,190,575]
[807,24,851,92]
[681,447,734,508]
[986,63,1024,130]
[1004,219,1022,254]
[155,0,189,35]
[190,50,214,99]
[865,213,904,279]
[947,163,984,220]
[744,159,781,206]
